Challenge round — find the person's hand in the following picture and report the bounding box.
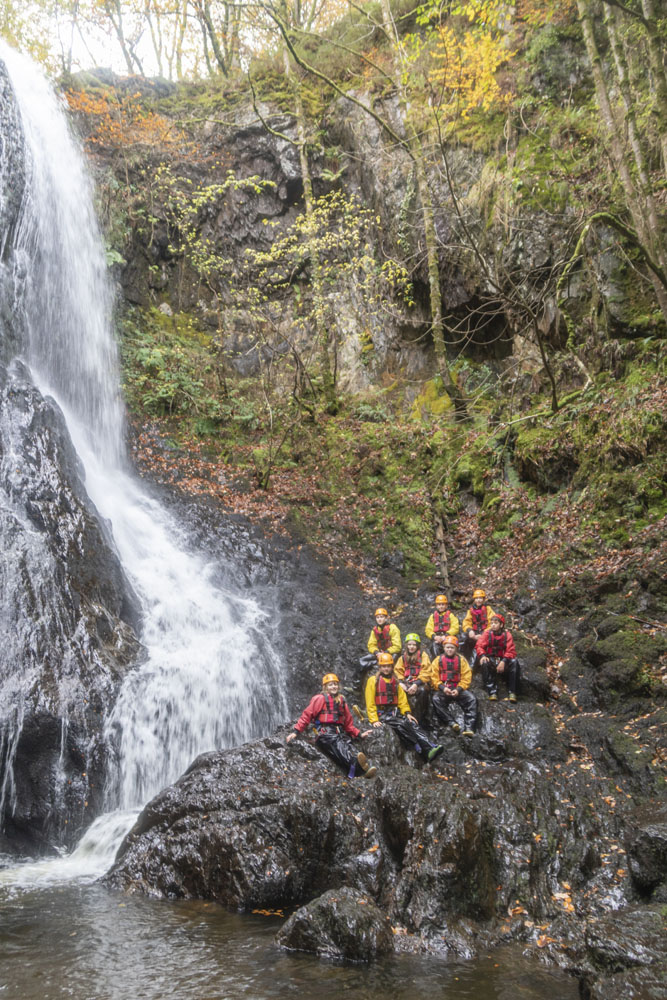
[360,729,373,738]
[480,655,489,666]
[497,660,505,673]
[408,683,418,695]
[468,630,475,640]
[451,687,460,698]
[373,721,383,728]
[407,713,417,724]
[286,732,297,744]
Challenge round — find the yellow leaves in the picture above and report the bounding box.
[552,891,575,913]
[429,22,513,118]
[537,934,558,948]
[368,844,380,853]
[252,909,285,916]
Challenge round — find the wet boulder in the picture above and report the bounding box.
[275,886,394,961]
[0,365,142,854]
[626,803,667,898]
[588,965,667,1000]
[584,905,666,973]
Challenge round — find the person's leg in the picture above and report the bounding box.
[458,689,478,732]
[506,659,520,699]
[316,732,358,776]
[483,659,498,698]
[432,689,456,727]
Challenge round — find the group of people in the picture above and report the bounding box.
[286,590,521,781]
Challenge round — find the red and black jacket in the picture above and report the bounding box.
[375,674,399,706]
[433,609,452,634]
[294,694,360,737]
[475,629,516,660]
[401,651,424,683]
[469,605,490,634]
[436,654,462,688]
[373,624,392,650]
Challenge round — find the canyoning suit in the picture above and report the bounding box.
[364,673,439,758]
[430,653,478,732]
[367,623,402,659]
[394,648,432,723]
[424,609,461,660]
[461,604,496,667]
[475,628,519,698]
[293,693,364,777]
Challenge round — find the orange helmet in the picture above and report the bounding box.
[473,589,486,599]
[375,607,389,617]
[322,673,339,686]
[435,594,448,606]
[376,652,394,666]
[443,635,459,648]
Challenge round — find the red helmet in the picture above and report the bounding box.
[491,614,505,626]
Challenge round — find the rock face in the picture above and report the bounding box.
[105,691,650,984]
[0,362,142,854]
[275,886,394,961]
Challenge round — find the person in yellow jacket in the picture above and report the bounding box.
[367,607,401,659]
[365,653,443,762]
[429,635,477,736]
[394,633,431,723]
[424,594,460,659]
[461,589,496,666]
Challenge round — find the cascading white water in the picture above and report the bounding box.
[0,43,286,861]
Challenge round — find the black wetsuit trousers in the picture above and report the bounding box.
[432,687,478,731]
[482,657,520,696]
[378,709,437,756]
[315,729,359,776]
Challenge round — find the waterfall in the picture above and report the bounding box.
[0,43,286,853]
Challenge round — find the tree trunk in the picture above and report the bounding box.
[578,0,667,321]
[281,35,337,411]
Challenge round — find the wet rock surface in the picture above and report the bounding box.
[0,364,142,854]
[275,886,394,961]
[104,684,657,990]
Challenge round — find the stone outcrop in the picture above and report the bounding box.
[0,362,142,854]
[275,886,394,961]
[104,681,658,993]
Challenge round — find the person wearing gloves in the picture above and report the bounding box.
[286,673,378,778]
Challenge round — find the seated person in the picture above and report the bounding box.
[430,635,477,736]
[395,633,431,723]
[287,673,378,778]
[365,653,443,763]
[461,589,496,665]
[424,594,460,659]
[367,607,402,660]
[476,614,520,702]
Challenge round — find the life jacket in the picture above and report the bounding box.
[373,624,392,650]
[486,629,509,658]
[401,651,422,682]
[433,609,452,634]
[437,654,461,687]
[375,674,398,706]
[470,605,489,634]
[316,694,346,727]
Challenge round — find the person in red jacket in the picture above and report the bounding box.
[286,673,378,778]
[476,614,520,701]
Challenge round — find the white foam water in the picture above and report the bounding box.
[0,42,286,881]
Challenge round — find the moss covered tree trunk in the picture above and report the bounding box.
[578,0,667,321]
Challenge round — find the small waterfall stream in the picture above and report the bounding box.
[0,44,286,877]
